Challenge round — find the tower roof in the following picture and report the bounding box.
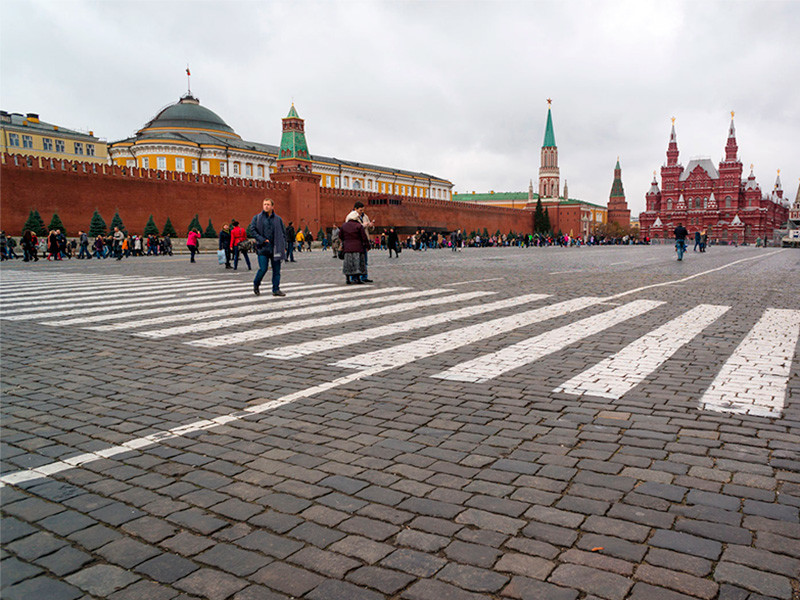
[279,104,310,162]
[542,106,556,148]
[286,104,299,119]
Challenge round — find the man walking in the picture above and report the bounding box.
[285,221,296,262]
[674,222,688,261]
[250,198,287,297]
[219,223,232,269]
[78,230,92,259]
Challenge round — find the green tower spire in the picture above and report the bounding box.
[279,104,310,162]
[542,103,556,148]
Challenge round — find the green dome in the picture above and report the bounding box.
[141,94,236,136]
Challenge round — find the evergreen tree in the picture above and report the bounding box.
[22,210,48,237]
[187,214,202,234]
[245,222,255,238]
[48,213,67,236]
[203,219,217,238]
[161,217,177,237]
[143,215,159,236]
[109,211,126,233]
[533,198,546,233]
[495,229,502,238]
[88,210,107,237]
[317,228,325,241]
[543,207,551,233]
[482,227,489,238]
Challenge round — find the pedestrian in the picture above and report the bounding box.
[340,211,369,285]
[674,222,688,261]
[46,229,60,260]
[219,223,232,269]
[0,231,6,261]
[306,230,313,251]
[700,230,708,253]
[285,221,296,262]
[230,219,251,271]
[77,230,91,259]
[250,198,287,296]
[331,223,341,258]
[295,228,304,253]
[112,226,124,260]
[387,227,400,258]
[163,234,173,256]
[694,230,701,252]
[186,228,201,263]
[346,201,373,283]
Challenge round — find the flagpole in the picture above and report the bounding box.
[186,65,191,95]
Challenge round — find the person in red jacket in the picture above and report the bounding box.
[186,228,201,263]
[229,220,251,270]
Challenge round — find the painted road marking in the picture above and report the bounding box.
[699,308,800,418]
[432,300,664,383]
[257,292,549,360]
[555,304,730,399]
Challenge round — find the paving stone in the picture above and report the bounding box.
[65,564,140,597]
[67,523,123,550]
[396,528,450,552]
[521,520,578,546]
[649,529,722,560]
[0,556,44,587]
[381,548,447,577]
[559,548,634,576]
[89,502,146,526]
[235,529,303,559]
[397,496,463,518]
[346,565,416,595]
[1,575,83,600]
[525,505,585,528]
[548,563,633,600]
[685,489,741,511]
[674,517,752,544]
[495,552,554,579]
[160,531,216,556]
[289,546,360,578]
[38,510,97,536]
[121,516,178,543]
[166,508,228,535]
[444,540,502,568]
[329,534,394,564]
[581,515,650,542]
[410,515,462,537]
[504,537,560,560]
[248,509,303,533]
[713,561,793,599]
[173,567,249,600]
[402,578,488,600]
[575,533,646,562]
[6,531,66,560]
[644,548,712,577]
[627,582,697,600]
[721,544,800,578]
[501,575,579,600]
[634,564,718,600]
[288,521,346,548]
[454,527,507,548]
[135,553,199,583]
[97,537,162,568]
[437,562,510,593]
[0,516,37,543]
[743,499,799,523]
[232,584,288,600]
[307,579,384,600]
[251,562,325,596]
[107,579,182,600]
[338,515,400,541]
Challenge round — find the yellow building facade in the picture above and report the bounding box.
[0,111,108,164]
[109,94,452,200]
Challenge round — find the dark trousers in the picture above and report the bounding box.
[287,242,295,262]
[233,246,251,270]
[223,247,231,267]
[188,244,198,262]
[254,253,281,292]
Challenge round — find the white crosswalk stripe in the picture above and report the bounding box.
[335,296,606,371]
[555,304,730,399]
[189,289,478,347]
[699,308,800,417]
[0,275,178,298]
[257,292,551,360]
[432,300,664,383]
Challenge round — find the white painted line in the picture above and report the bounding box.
[87,286,409,331]
[0,276,180,299]
[0,366,385,488]
[609,261,630,266]
[699,308,800,418]
[432,300,664,383]
[555,304,730,399]
[191,289,474,348]
[40,284,330,326]
[449,278,504,286]
[335,296,606,371]
[2,283,325,322]
[258,292,549,359]
[137,287,447,339]
[606,250,785,300]
[548,270,583,275]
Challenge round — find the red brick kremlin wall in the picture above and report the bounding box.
[1,154,534,236]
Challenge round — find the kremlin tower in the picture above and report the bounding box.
[538,100,560,199]
[607,158,631,228]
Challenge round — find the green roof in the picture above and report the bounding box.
[453,191,606,210]
[286,105,299,118]
[279,105,310,161]
[142,95,236,136]
[543,107,556,148]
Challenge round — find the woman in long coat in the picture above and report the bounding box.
[340,214,369,284]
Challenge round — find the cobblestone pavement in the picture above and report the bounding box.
[1,245,799,600]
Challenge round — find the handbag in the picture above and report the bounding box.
[217,249,226,264]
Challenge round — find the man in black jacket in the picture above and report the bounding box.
[285,222,296,262]
[219,224,232,269]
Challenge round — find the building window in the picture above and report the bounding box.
[176,157,185,171]
[325,175,331,187]
[42,138,53,151]
[142,157,149,169]
[87,144,95,156]
[157,156,166,170]
[201,161,209,174]
[245,164,252,177]
[192,159,198,173]
[233,163,240,175]
[334,176,340,187]
[55,139,65,153]
[8,133,20,147]
[257,165,264,178]
[725,196,732,208]
[353,180,361,190]
[74,142,84,155]
[220,162,227,175]
[344,176,349,187]
[667,199,673,210]
[22,135,33,148]
[126,159,135,167]
[367,180,373,190]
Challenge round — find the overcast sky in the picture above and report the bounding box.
[2,0,798,214]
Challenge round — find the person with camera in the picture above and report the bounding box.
[230,219,251,271]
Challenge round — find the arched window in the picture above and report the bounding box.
[667,198,673,210]
[703,197,708,208]
[353,180,361,190]
[725,196,732,208]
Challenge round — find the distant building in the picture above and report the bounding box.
[607,158,631,228]
[108,93,453,200]
[639,114,789,244]
[453,101,607,238]
[0,111,107,164]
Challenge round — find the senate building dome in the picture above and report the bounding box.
[139,94,238,138]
